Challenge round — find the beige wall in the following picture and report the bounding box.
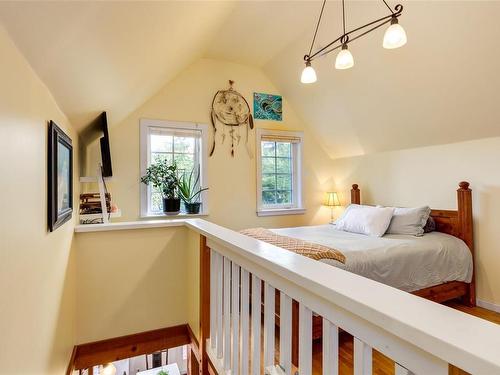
[74,225,201,345]
[331,137,500,306]
[0,26,77,374]
[74,227,190,343]
[103,58,334,229]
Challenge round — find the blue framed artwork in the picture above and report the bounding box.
[253,93,282,121]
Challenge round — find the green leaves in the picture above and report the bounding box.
[140,160,180,199]
[178,165,208,204]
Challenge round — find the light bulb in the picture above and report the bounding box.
[383,17,407,49]
[300,61,317,83]
[335,44,354,70]
[101,363,116,375]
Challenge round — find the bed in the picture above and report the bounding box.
[272,224,473,293]
[264,181,476,362]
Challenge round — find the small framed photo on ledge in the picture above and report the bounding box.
[48,120,73,232]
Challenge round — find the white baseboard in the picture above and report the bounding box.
[477,299,500,313]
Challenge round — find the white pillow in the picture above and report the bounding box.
[386,206,431,236]
[335,205,395,237]
[333,204,361,223]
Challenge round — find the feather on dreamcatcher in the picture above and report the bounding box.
[210,80,254,158]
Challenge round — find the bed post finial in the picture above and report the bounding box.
[457,180,475,306]
[459,181,470,190]
[351,184,360,205]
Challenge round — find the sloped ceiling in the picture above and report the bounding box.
[1,1,500,158]
[263,1,500,158]
[0,1,236,129]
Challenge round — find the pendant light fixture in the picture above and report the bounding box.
[300,61,318,83]
[301,0,407,83]
[335,44,354,69]
[383,17,407,49]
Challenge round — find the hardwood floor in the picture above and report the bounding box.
[275,301,500,375]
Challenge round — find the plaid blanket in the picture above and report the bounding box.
[239,227,346,264]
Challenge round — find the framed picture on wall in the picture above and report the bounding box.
[48,120,73,232]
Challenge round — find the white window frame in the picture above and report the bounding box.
[140,119,209,217]
[256,128,305,216]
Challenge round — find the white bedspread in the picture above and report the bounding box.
[271,225,473,292]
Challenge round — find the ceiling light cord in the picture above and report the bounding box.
[342,0,346,38]
[305,0,327,62]
[382,0,396,15]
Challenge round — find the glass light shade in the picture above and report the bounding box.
[101,363,117,375]
[383,20,407,49]
[325,192,340,207]
[335,46,354,70]
[300,62,317,84]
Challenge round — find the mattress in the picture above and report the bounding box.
[271,225,473,292]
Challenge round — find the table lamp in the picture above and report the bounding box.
[324,191,341,223]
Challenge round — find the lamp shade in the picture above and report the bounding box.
[383,18,407,49]
[335,45,354,70]
[301,61,317,83]
[325,192,340,207]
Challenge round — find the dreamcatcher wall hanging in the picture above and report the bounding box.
[210,80,254,158]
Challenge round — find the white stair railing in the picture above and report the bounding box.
[206,246,440,375]
[186,219,500,375]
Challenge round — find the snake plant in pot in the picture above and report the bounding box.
[178,166,208,214]
[140,160,181,215]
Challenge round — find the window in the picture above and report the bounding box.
[256,129,304,216]
[140,119,208,217]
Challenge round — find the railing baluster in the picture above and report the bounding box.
[232,263,240,374]
[251,275,261,375]
[241,269,250,375]
[354,337,372,375]
[216,252,223,359]
[323,319,339,375]
[264,282,276,368]
[210,249,216,350]
[223,257,231,371]
[299,304,312,375]
[279,292,292,375]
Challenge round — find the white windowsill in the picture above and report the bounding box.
[256,208,306,217]
[75,212,209,233]
[141,211,209,219]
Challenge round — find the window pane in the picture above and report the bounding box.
[151,152,173,165]
[262,191,276,205]
[276,142,291,157]
[262,174,276,191]
[174,136,195,153]
[262,157,275,173]
[261,141,276,157]
[276,157,291,173]
[151,192,163,212]
[174,153,195,173]
[276,191,292,204]
[151,134,173,153]
[276,174,292,191]
[151,185,162,194]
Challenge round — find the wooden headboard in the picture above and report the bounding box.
[350,182,475,305]
[350,181,474,253]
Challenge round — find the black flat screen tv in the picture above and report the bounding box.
[80,111,113,177]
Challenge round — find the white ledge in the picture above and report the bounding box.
[257,208,306,217]
[74,219,187,233]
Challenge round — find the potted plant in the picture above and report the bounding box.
[178,166,208,214]
[141,160,181,215]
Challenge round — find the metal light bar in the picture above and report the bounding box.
[303,1,404,63]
